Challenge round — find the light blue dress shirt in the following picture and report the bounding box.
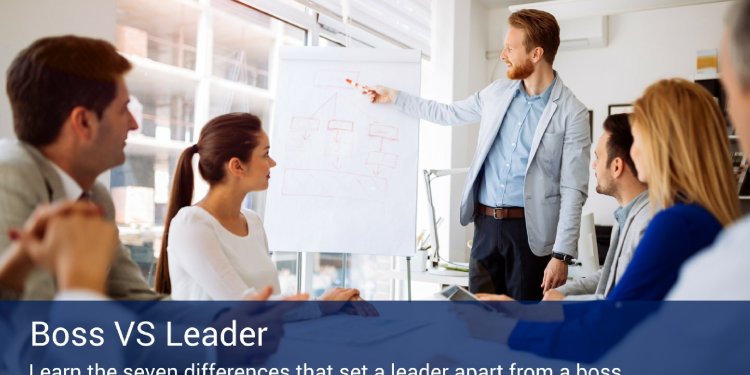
[613,191,647,233]
[478,76,557,208]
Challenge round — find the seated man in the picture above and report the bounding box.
[546,113,650,301]
[477,114,650,302]
[0,35,151,299]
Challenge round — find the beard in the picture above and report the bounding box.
[595,179,616,197]
[506,58,535,80]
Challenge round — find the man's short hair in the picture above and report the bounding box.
[603,113,638,176]
[726,0,750,90]
[508,9,561,65]
[6,35,132,146]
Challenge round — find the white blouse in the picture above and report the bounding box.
[167,206,280,300]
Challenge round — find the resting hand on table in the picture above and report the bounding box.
[475,293,515,302]
[542,289,565,301]
[1,201,114,294]
[318,287,379,317]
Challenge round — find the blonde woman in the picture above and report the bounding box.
[463,78,740,362]
[612,77,741,299]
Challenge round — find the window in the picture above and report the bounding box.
[113,0,305,283]
[114,0,432,300]
[303,0,432,56]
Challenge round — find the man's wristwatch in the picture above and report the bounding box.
[551,252,575,265]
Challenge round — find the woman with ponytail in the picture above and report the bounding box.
[154,113,373,315]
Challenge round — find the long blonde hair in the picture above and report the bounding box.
[630,78,740,226]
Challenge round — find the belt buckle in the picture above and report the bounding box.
[492,208,503,219]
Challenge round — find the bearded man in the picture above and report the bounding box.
[367,10,590,300]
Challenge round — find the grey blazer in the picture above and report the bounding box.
[0,140,161,300]
[395,75,590,256]
[558,192,651,300]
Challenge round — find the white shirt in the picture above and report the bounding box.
[48,162,83,200]
[667,215,750,300]
[55,290,106,300]
[167,206,280,300]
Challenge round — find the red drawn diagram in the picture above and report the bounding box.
[282,71,401,201]
[290,117,319,140]
[326,119,354,170]
[366,123,400,177]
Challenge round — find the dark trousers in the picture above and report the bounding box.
[469,214,550,300]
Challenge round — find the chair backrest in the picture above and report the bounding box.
[577,212,599,274]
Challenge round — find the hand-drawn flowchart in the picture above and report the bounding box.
[265,47,421,256]
[281,70,402,202]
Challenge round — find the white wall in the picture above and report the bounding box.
[487,7,511,82]
[555,1,733,225]
[416,0,488,263]
[485,1,733,226]
[449,0,487,261]
[0,0,117,139]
